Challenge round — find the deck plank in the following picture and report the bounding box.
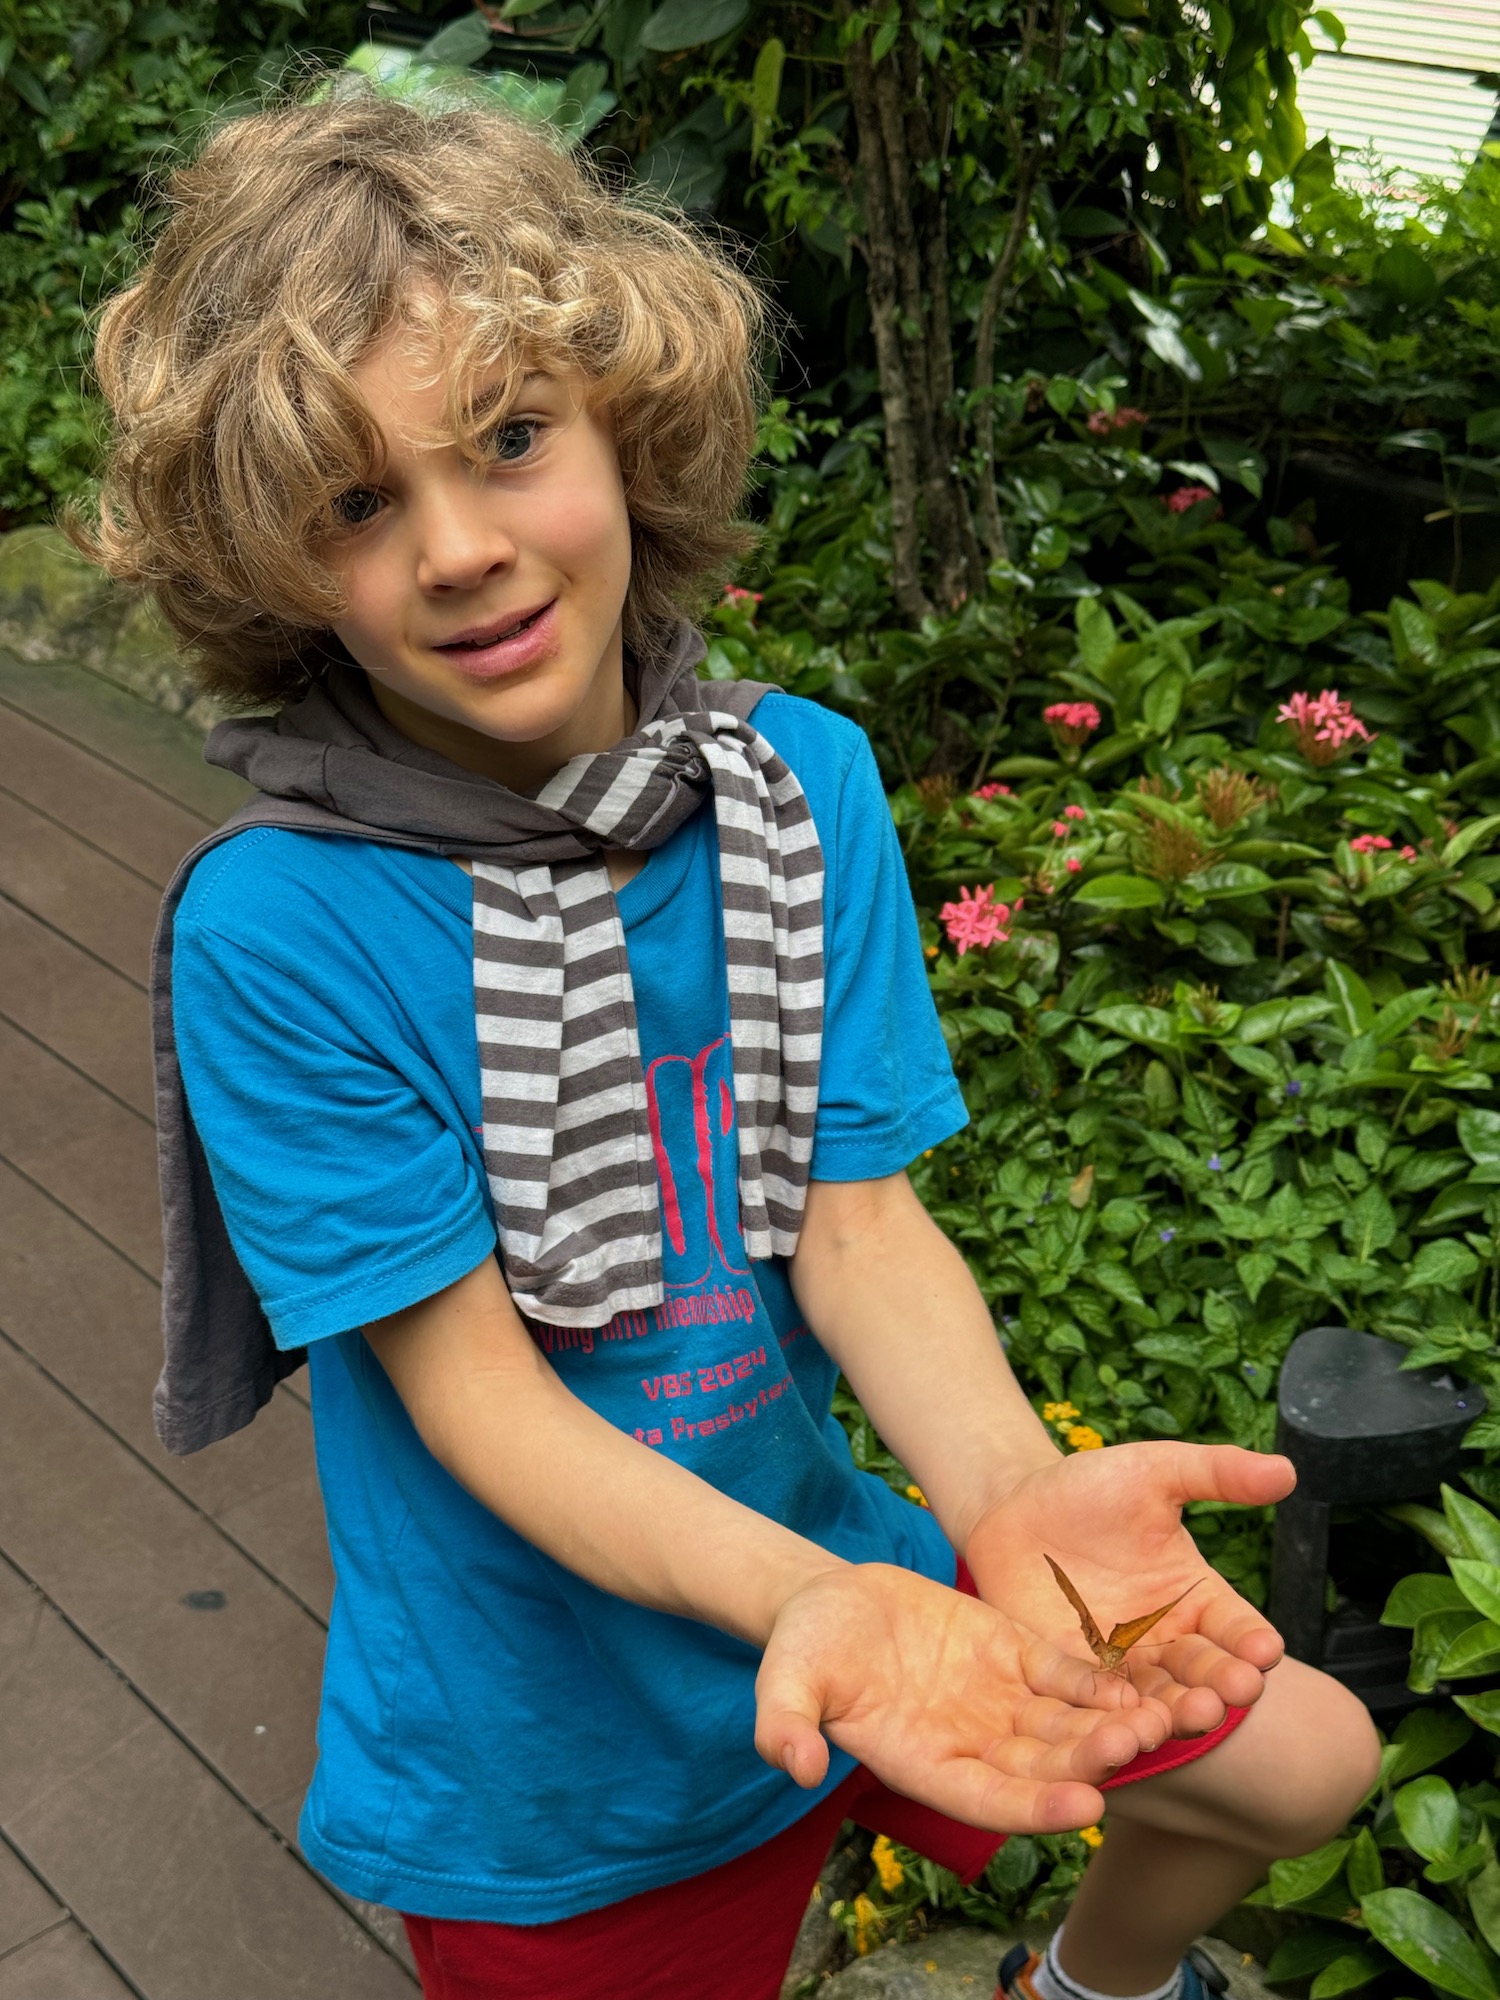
[0,791,158,986]
[0,1160,333,1622]
[0,707,208,889]
[0,1835,64,1956]
[0,1921,137,2000]
[0,1016,161,1277]
[0,898,154,1117]
[0,645,247,824]
[0,1562,415,1997]
[0,1338,325,1812]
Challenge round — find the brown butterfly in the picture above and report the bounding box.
[1046,1556,1199,1677]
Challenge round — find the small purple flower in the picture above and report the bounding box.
[1207,1154,1223,1171]
[1285,1079,1303,1097]
[1243,1362,1259,1376]
[1159,1227,1176,1243]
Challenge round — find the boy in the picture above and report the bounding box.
[78,89,1379,2000]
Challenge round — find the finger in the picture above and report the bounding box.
[1150,1443,1297,1511]
[1016,1634,1143,1711]
[1147,1630,1270,1710]
[884,1756,1107,1836]
[755,1705,831,1788]
[1190,1591,1286,1671]
[1012,1693,1170,1759]
[754,1660,832,1790]
[1127,1655,1233,1735]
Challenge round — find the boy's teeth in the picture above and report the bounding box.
[458,608,536,648]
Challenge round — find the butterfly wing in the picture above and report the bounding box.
[1106,1581,1200,1657]
[1046,1555,1112,1668]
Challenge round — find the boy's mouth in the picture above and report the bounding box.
[436,601,553,652]
[430,599,561,681]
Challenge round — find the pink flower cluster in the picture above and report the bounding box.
[1163,484,1218,515]
[973,781,1012,801]
[1350,834,1417,861]
[1087,406,1149,437]
[1044,702,1101,750]
[938,884,1021,956]
[721,586,763,611]
[1051,805,1088,834]
[1277,690,1374,767]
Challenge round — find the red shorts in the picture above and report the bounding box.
[401,1564,1247,2000]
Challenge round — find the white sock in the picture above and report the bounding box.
[1027,1928,1185,2000]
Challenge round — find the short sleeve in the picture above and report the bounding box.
[173,908,496,1348]
[808,730,968,1178]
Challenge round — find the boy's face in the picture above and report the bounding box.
[325,313,635,790]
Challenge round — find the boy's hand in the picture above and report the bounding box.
[963,1442,1295,1737]
[755,1562,1172,1833]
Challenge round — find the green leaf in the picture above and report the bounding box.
[1407,1241,1482,1290]
[1438,1619,1500,1677]
[419,11,493,64]
[1267,1932,1363,1984]
[1236,997,1334,1044]
[1190,862,1276,899]
[1196,920,1255,966]
[1443,815,1500,868]
[1444,1486,1500,1565]
[1388,1704,1473,1780]
[1077,598,1117,675]
[1360,1887,1500,2000]
[1075,875,1166,909]
[1410,1610,1483,1693]
[1326,960,1377,1036]
[1309,1950,1388,1998]
[1389,1504,1469,1559]
[1450,1559,1500,1625]
[1372,988,1438,1045]
[1268,1838,1353,1909]
[1394,1775,1463,1861]
[1467,1856,1500,1956]
[749,35,785,123]
[1347,1826,1385,1898]
[1091,1004,1176,1044]
[1343,1186,1397,1257]
[1383,1574,1471,1626]
[1459,1110,1500,1175]
[640,0,751,51]
[1236,1251,1277,1302]
[1455,1689,1500,1738]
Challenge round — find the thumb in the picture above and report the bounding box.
[1158,1443,1296,1509]
[755,1659,832,1790]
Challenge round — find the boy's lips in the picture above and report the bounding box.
[431,599,558,680]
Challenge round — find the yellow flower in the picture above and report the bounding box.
[853,1893,884,1956]
[924,944,939,959]
[1065,1424,1104,1451]
[905,1484,930,1508]
[872,1835,905,1893]
[1043,1401,1080,1424]
[1079,1824,1105,1848]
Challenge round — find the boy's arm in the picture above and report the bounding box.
[787,1172,1295,1731]
[363,1254,1168,1831]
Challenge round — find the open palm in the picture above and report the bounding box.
[964,1442,1295,1737]
[755,1561,1172,1835]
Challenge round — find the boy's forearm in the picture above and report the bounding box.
[788,1176,1060,1552]
[365,1260,847,1646]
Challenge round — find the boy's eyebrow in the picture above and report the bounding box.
[465,371,550,426]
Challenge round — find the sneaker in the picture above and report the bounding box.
[996,1941,1230,2000]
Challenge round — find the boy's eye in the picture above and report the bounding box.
[332,487,383,527]
[481,419,539,464]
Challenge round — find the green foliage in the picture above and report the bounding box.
[1219,1491,1500,2000]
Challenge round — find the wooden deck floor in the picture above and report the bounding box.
[0,648,419,1996]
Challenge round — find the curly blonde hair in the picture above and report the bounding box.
[68,83,766,707]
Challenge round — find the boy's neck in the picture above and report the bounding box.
[366,660,638,796]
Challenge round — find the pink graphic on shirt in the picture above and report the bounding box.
[643,1035,749,1285]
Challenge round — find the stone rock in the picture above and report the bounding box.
[810,1927,1271,2000]
[816,1925,1002,1997]
[0,526,223,731]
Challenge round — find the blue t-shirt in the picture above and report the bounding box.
[173,691,967,1922]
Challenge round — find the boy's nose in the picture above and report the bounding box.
[413,495,518,593]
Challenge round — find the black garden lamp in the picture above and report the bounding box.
[1267,1325,1486,1714]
